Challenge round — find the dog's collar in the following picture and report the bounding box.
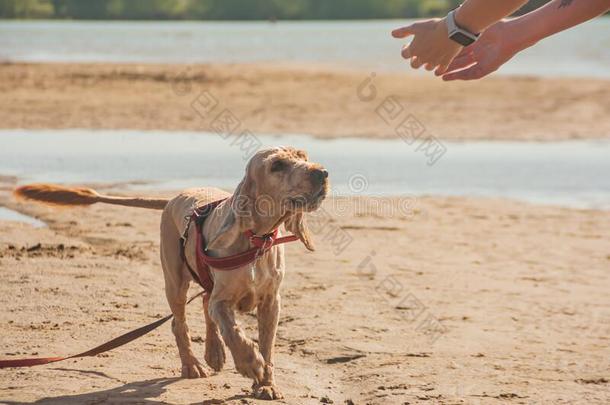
[181,198,299,293]
[244,229,279,250]
[199,227,298,271]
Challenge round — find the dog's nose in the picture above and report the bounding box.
[311,169,329,184]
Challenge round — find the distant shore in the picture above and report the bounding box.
[1,62,609,141]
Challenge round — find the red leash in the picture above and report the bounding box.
[0,291,204,369]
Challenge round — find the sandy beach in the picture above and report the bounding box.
[1,61,610,404]
[1,62,610,141]
[1,178,609,404]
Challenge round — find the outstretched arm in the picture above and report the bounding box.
[511,0,610,49]
[443,0,610,81]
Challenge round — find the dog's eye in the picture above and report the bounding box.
[270,160,287,173]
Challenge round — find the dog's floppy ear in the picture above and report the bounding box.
[206,177,256,251]
[285,212,314,251]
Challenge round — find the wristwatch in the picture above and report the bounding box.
[446,9,479,46]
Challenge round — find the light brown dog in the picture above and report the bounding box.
[15,146,329,400]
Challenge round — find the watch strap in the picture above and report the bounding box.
[446,9,479,46]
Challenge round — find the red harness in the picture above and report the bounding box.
[181,199,299,293]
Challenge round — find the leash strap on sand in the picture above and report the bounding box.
[0,291,205,369]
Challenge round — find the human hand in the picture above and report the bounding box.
[392,18,464,76]
[441,20,521,81]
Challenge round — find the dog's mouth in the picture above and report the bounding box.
[288,185,328,212]
[310,186,327,203]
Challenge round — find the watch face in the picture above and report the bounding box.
[450,32,475,47]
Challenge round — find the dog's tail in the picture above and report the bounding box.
[14,183,168,210]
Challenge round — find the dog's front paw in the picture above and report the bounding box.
[234,345,265,382]
[181,362,209,379]
[253,384,284,400]
[236,358,265,382]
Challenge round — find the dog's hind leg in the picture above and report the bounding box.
[160,218,207,379]
[166,279,207,378]
[203,294,226,371]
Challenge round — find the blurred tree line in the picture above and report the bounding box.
[0,0,559,20]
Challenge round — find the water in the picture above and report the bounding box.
[1,19,609,78]
[0,206,46,227]
[1,130,609,210]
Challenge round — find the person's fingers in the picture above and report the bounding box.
[401,45,413,59]
[452,46,473,61]
[443,55,476,76]
[410,56,424,69]
[435,63,450,76]
[452,50,475,65]
[442,68,474,81]
[435,53,461,76]
[442,64,489,81]
[424,63,436,71]
[392,23,420,38]
[446,51,476,71]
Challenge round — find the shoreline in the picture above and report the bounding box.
[2,62,609,141]
[4,126,610,141]
[2,130,609,211]
[2,182,609,214]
